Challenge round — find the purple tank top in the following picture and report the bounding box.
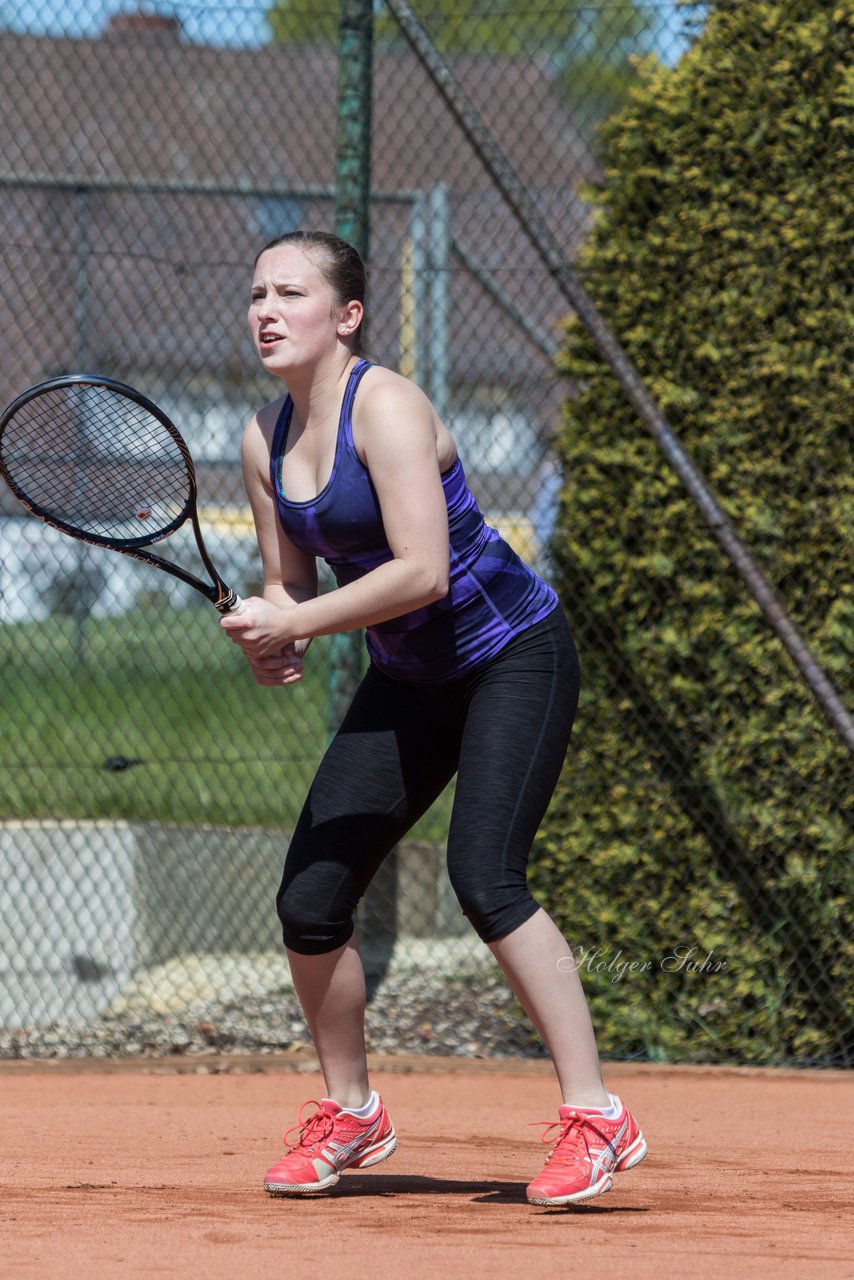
[270,359,558,684]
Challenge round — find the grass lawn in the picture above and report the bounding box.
[0,607,453,836]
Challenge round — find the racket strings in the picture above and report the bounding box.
[0,386,193,542]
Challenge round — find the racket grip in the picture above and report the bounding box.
[215,590,245,615]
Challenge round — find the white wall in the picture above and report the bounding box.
[0,820,137,1028]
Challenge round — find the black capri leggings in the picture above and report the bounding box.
[277,605,580,953]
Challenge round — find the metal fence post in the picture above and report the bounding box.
[328,0,374,738]
[72,187,91,667]
[331,1,401,965]
[426,184,450,421]
[334,0,372,258]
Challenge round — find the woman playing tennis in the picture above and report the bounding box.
[221,230,647,1207]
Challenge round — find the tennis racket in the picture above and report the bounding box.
[0,374,244,614]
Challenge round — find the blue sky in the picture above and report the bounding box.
[7,1,698,63]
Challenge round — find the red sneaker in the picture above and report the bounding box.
[526,1095,647,1206]
[264,1094,396,1195]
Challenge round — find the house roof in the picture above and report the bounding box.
[1,26,598,195]
[1,21,591,498]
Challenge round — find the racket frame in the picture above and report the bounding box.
[0,374,242,614]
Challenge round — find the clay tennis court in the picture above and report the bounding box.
[2,1053,852,1279]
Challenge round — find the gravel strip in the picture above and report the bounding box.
[0,971,547,1062]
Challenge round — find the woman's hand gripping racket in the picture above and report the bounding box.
[0,374,244,614]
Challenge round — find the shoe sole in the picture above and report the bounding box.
[527,1133,648,1207]
[264,1132,397,1196]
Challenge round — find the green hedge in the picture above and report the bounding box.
[531,0,853,1065]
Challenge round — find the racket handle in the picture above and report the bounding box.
[215,590,245,615]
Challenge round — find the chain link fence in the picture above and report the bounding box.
[1,2,848,1065]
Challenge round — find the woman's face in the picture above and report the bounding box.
[248,244,341,375]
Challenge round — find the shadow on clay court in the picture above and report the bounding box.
[322,1174,523,1201]
[322,1174,651,1212]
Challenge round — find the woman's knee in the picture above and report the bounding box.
[448,871,539,944]
[276,882,354,955]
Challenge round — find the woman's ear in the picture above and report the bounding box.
[337,299,364,336]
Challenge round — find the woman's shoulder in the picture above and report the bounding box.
[356,362,435,418]
[244,394,289,442]
[240,394,289,473]
[355,362,455,468]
